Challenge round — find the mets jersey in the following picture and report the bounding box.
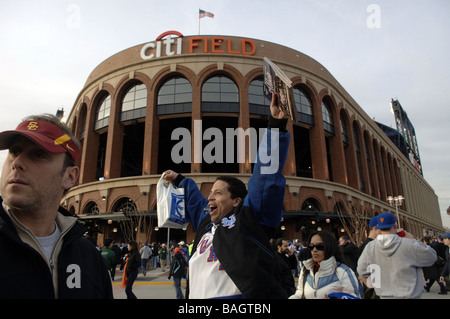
[188,224,242,299]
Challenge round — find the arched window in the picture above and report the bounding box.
[301,198,320,212]
[120,83,147,121]
[202,75,239,113]
[95,94,111,130]
[321,100,334,134]
[83,201,99,215]
[248,78,270,116]
[293,87,314,125]
[157,76,192,115]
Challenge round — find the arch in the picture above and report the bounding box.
[82,201,100,215]
[111,197,137,214]
[301,197,322,212]
[201,74,239,113]
[156,75,192,115]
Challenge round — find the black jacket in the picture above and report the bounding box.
[168,252,187,279]
[0,198,113,299]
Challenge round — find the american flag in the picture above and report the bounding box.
[199,9,214,18]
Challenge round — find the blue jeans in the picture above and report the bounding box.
[141,258,149,273]
[173,276,184,299]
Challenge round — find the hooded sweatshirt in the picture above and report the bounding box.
[357,234,437,299]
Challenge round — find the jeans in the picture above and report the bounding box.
[141,258,149,273]
[151,256,159,268]
[173,276,184,299]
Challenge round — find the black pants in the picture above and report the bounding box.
[425,278,447,293]
[125,269,139,299]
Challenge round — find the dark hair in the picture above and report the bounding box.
[103,238,113,247]
[128,241,138,252]
[276,237,289,248]
[307,231,343,263]
[215,176,248,200]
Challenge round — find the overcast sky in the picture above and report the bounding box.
[1,0,449,228]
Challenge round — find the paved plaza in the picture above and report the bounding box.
[111,266,450,300]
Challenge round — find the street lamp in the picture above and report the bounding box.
[387,195,404,228]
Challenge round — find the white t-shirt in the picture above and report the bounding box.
[189,225,242,298]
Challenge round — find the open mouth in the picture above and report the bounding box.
[208,203,218,215]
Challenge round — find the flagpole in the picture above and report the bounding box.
[198,8,201,35]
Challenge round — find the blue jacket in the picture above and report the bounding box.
[177,117,290,298]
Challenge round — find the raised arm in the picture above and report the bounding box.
[243,94,290,227]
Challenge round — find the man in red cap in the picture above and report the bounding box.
[0,114,113,298]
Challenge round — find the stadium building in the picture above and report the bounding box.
[63,31,443,245]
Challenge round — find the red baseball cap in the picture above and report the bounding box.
[0,120,80,163]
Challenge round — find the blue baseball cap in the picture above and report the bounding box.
[376,212,396,230]
[328,292,359,299]
[369,216,378,228]
[440,232,450,239]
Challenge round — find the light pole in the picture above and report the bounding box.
[387,195,404,228]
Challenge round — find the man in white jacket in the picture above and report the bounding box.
[357,212,437,299]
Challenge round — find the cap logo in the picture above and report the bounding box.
[54,134,71,146]
[27,122,39,131]
[380,217,384,224]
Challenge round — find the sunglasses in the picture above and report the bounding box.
[308,243,325,251]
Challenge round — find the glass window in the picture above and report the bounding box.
[202,76,239,113]
[157,76,192,115]
[120,83,147,121]
[340,115,348,144]
[293,87,314,125]
[321,101,334,134]
[95,94,111,130]
[202,76,239,103]
[249,78,270,116]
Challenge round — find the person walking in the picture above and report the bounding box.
[124,241,141,299]
[100,238,116,281]
[139,242,151,276]
[422,236,447,294]
[111,241,122,281]
[289,231,361,299]
[275,237,297,296]
[159,243,168,271]
[339,235,360,273]
[168,247,187,299]
[439,232,450,289]
[358,212,437,299]
[0,114,113,298]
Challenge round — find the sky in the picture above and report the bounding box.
[0,0,449,228]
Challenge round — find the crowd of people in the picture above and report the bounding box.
[0,105,448,300]
[99,214,449,300]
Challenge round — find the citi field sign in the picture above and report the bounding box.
[140,30,256,60]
